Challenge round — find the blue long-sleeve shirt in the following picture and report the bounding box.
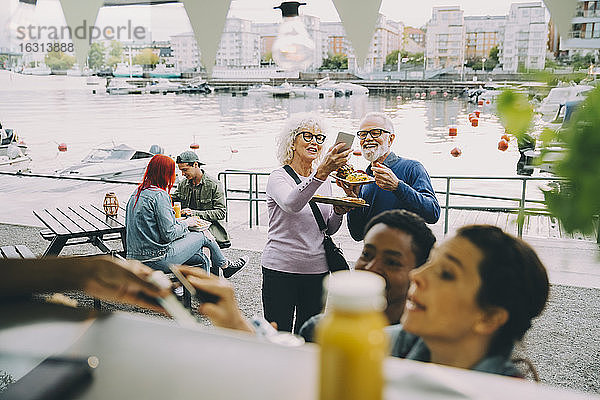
[347,152,440,241]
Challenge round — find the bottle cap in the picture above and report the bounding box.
[274,2,306,18]
[325,271,386,312]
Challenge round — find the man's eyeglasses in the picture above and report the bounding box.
[356,128,389,140]
[297,131,326,144]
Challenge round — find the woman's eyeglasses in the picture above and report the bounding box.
[297,131,326,144]
[356,128,389,140]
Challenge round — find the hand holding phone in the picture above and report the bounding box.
[335,131,355,151]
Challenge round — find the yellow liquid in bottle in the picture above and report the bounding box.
[316,309,388,400]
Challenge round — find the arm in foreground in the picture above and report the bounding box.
[178,266,254,333]
[0,256,170,312]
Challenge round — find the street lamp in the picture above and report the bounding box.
[482,57,487,73]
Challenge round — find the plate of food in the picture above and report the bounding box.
[312,195,369,208]
[332,164,375,185]
[186,216,211,232]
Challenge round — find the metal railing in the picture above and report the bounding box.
[217,170,599,242]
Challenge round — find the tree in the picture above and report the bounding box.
[107,41,124,67]
[320,54,348,70]
[133,48,159,67]
[88,42,105,70]
[44,48,76,70]
[489,45,500,65]
[386,50,400,67]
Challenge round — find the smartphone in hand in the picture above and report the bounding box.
[169,265,219,304]
[335,131,355,151]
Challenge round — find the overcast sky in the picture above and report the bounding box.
[4,0,535,42]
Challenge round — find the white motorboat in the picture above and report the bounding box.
[538,85,593,120]
[148,78,181,94]
[57,144,163,181]
[0,127,31,172]
[290,86,333,98]
[0,128,28,158]
[106,78,147,95]
[22,64,51,76]
[113,63,144,78]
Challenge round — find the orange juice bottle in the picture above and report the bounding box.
[316,271,388,400]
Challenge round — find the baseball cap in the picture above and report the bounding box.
[176,151,205,165]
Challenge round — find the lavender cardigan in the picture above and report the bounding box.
[261,167,343,274]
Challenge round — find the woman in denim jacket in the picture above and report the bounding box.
[125,155,247,277]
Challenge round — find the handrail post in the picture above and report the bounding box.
[222,173,229,222]
[248,175,253,229]
[444,177,450,235]
[254,174,260,226]
[518,179,527,238]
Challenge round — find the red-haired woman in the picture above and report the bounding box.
[125,155,247,277]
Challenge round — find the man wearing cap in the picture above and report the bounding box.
[173,151,231,249]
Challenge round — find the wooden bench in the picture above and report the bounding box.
[1,245,35,259]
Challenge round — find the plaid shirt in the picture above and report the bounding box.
[172,171,230,245]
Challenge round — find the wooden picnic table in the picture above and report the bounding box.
[33,204,126,257]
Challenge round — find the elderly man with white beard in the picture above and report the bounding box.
[340,112,440,241]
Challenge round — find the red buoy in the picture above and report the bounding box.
[421,92,426,98]
[415,92,420,98]
[471,118,479,127]
[443,92,448,97]
[478,100,484,106]
[475,110,481,118]
[449,127,458,136]
[501,134,510,142]
[430,90,437,96]
[468,113,475,121]
[498,139,509,151]
[450,147,462,157]
[190,143,200,150]
[486,100,491,105]
[353,150,362,156]
[396,95,402,100]
[58,143,67,152]
[231,148,239,154]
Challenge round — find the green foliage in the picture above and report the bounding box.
[386,50,400,66]
[496,89,534,137]
[397,51,424,66]
[544,87,600,236]
[133,48,159,66]
[109,41,123,58]
[44,48,75,70]
[570,53,595,71]
[489,45,499,65]
[320,53,348,70]
[88,42,105,70]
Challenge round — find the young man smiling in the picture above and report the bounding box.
[340,112,440,241]
[173,151,231,249]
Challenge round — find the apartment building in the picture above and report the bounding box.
[425,7,465,69]
[501,2,547,72]
[170,32,200,71]
[216,18,260,67]
[321,22,354,58]
[366,14,403,71]
[402,27,425,53]
[464,16,506,61]
[559,0,600,56]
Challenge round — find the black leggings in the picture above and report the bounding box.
[262,267,327,334]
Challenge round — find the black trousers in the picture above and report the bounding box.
[262,267,327,334]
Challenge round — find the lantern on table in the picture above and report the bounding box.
[103,192,119,216]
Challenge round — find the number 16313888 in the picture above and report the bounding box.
[19,42,74,53]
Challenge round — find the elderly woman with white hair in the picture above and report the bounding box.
[261,113,352,333]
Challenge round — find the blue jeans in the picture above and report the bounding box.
[146,232,227,273]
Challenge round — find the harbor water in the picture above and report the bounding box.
[0,72,547,225]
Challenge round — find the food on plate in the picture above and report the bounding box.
[345,172,371,183]
[341,197,366,205]
[336,164,355,179]
[336,164,371,182]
